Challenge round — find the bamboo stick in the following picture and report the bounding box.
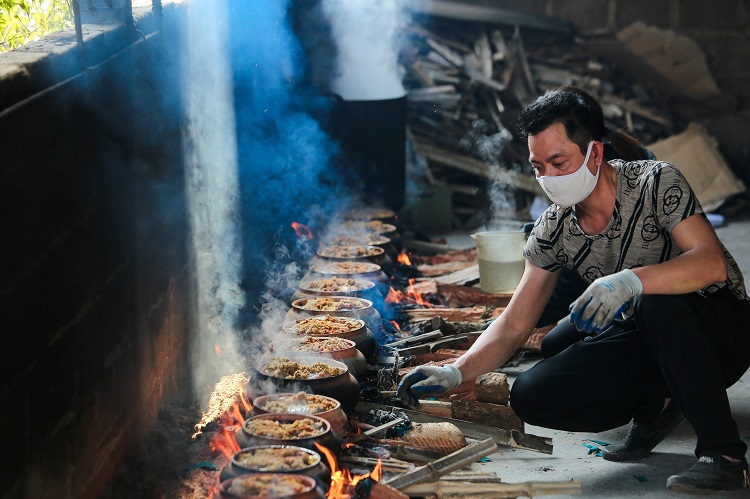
[402,480,583,497]
[384,438,497,490]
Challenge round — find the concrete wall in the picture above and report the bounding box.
[0,17,191,499]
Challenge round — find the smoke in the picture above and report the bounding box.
[460,119,518,229]
[180,0,410,403]
[182,0,245,401]
[321,0,407,100]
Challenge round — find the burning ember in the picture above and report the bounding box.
[389,320,401,332]
[292,222,314,240]
[210,403,245,458]
[315,443,382,499]
[396,251,411,266]
[385,279,434,308]
[194,372,251,437]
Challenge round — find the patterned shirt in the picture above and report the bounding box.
[523,160,749,303]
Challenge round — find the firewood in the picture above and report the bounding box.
[437,283,511,307]
[401,480,583,497]
[370,482,410,499]
[414,400,453,418]
[374,422,467,456]
[451,400,524,432]
[400,306,503,322]
[384,438,497,490]
[417,260,475,277]
[474,372,510,405]
[414,248,477,265]
[434,265,480,285]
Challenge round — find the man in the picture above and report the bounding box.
[398,88,750,494]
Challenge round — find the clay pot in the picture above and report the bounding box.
[269,337,368,379]
[285,297,382,336]
[219,445,330,487]
[253,357,361,415]
[235,413,339,455]
[315,245,393,275]
[218,473,324,499]
[304,262,389,298]
[281,316,377,362]
[291,277,383,306]
[252,393,349,440]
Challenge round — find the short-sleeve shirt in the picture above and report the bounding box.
[523,160,750,303]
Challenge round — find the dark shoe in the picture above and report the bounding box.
[667,451,749,494]
[601,400,685,461]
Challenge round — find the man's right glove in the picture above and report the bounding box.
[569,268,643,334]
[396,364,462,407]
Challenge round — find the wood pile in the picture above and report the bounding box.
[402,16,680,228]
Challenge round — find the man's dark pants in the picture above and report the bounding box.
[511,288,750,459]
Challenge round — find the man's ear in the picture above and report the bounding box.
[593,141,606,166]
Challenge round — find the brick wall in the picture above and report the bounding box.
[0,24,191,499]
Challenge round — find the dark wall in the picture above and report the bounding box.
[0,22,190,499]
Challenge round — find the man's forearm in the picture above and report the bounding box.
[451,316,530,382]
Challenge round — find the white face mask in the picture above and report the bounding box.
[536,141,598,208]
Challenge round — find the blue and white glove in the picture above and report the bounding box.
[569,269,643,334]
[396,365,462,407]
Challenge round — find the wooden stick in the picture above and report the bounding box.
[346,418,406,444]
[338,456,413,471]
[383,438,497,490]
[402,480,583,497]
[383,330,443,348]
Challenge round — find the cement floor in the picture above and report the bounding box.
[435,219,750,497]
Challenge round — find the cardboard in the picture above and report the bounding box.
[647,123,745,211]
[616,22,721,101]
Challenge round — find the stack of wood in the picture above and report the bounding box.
[402,17,679,228]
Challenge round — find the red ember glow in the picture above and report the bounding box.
[390,320,401,331]
[292,222,314,239]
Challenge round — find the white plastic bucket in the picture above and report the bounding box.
[473,231,526,294]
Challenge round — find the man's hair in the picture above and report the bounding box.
[516,87,604,154]
[517,86,649,160]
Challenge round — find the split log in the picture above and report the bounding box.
[374,422,467,456]
[400,306,503,322]
[415,400,453,418]
[451,400,524,432]
[437,283,512,307]
[475,372,510,405]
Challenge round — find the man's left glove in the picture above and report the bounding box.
[396,364,462,407]
[569,269,643,334]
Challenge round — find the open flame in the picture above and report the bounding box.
[397,251,412,266]
[209,403,245,458]
[385,279,434,308]
[214,343,222,356]
[292,221,314,240]
[389,320,401,331]
[315,443,382,499]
